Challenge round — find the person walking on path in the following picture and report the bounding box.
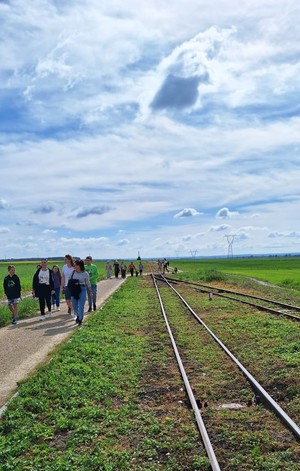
[105,260,112,279]
[120,261,127,279]
[61,254,75,319]
[51,265,61,311]
[69,259,92,326]
[113,260,120,278]
[3,265,21,325]
[32,259,54,320]
[138,261,144,276]
[128,261,136,277]
[84,256,98,312]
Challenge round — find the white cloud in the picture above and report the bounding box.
[1,1,300,258]
[216,208,239,219]
[174,208,200,219]
[42,229,57,234]
[210,224,231,232]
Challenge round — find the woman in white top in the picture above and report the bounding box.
[61,254,75,318]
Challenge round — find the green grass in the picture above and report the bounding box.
[171,257,300,289]
[0,278,202,470]
[1,273,300,469]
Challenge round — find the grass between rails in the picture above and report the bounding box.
[157,283,300,469]
[0,277,205,470]
[1,260,300,469]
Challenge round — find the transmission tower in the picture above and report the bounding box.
[225,235,236,258]
[189,249,198,258]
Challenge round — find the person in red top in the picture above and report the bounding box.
[128,262,136,277]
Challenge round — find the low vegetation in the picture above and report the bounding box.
[1,258,300,469]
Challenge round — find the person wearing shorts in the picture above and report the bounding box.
[61,254,75,319]
[3,265,21,325]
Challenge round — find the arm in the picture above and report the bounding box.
[61,271,65,291]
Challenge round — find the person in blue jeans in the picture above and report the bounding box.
[51,265,61,311]
[70,259,92,326]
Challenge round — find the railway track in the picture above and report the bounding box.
[152,273,300,469]
[161,275,300,322]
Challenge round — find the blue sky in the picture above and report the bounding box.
[1,0,300,260]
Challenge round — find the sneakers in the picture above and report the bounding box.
[12,319,18,325]
[48,312,52,318]
[57,307,60,311]
[40,315,45,321]
[87,307,92,313]
[93,304,96,311]
[71,313,76,320]
[68,307,71,315]
[75,316,79,324]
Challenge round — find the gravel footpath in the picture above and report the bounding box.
[0,277,125,409]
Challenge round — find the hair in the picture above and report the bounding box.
[65,254,75,267]
[85,255,92,261]
[52,264,62,281]
[75,259,85,271]
[7,265,15,271]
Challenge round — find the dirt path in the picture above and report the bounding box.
[0,277,125,410]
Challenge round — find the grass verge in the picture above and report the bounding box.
[0,277,204,470]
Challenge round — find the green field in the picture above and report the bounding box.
[1,257,299,328]
[1,256,300,297]
[1,274,300,469]
[170,257,300,290]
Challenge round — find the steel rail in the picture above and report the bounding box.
[193,288,300,322]
[151,274,221,471]
[158,274,300,441]
[161,275,300,313]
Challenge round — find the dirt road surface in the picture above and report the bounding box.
[0,277,125,410]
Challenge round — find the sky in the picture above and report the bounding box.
[1,0,300,260]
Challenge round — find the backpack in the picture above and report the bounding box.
[67,272,81,300]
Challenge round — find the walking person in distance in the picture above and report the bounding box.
[69,259,92,326]
[61,254,75,319]
[3,265,21,325]
[84,255,98,312]
[32,259,55,320]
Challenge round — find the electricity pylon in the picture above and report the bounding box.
[225,234,236,258]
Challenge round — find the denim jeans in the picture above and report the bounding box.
[71,286,86,321]
[51,288,61,307]
[87,284,97,307]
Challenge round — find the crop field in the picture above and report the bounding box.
[1,256,299,298]
[0,258,300,469]
[169,257,300,290]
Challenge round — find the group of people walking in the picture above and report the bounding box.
[3,255,99,327]
[3,255,146,326]
[105,260,144,279]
